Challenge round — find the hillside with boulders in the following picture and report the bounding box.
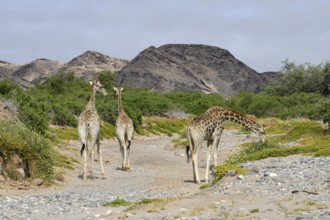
[0,51,128,88]
[118,44,279,97]
[1,45,279,96]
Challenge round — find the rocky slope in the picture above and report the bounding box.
[118,44,279,97]
[1,45,279,96]
[0,51,128,87]
[56,51,128,79]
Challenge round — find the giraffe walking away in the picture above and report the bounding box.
[186,106,266,184]
[78,80,107,180]
[113,87,134,171]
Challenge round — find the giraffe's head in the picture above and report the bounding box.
[90,80,107,96]
[256,124,266,143]
[113,87,123,97]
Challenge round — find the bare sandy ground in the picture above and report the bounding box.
[2,130,329,219]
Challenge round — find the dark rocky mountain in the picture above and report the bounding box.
[1,45,278,95]
[118,44,279,97]
[0,51,128,87]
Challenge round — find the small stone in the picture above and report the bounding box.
[105,209,112,216]
[33,178,44,186]
[94,213,100,218]
[126,212,133,217]
[237,175,244,180]
[269,173,278,177]
[227,170,236,177]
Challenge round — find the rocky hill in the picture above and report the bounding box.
[1,45,279,96]
[118,44,278,97]
[0,51,128,87]
[56,51,128,79]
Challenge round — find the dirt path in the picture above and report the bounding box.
[2,130,329,219]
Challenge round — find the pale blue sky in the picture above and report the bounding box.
[1,0,329,72]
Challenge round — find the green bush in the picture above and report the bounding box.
[0,80,20,96]
[265,60,330,96]
[212,164,246,185]
[0,119,73,182]
[1,63,329,136]
[18,104,50,135]
[166,92,228,115]
[227,120,330,165]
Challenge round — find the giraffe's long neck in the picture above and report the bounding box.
[117,91,124,114]
[222,111,260,134]
[85,86,96,112]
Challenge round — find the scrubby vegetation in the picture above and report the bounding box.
[0,60,329,183]
[0,119,74,183]
[137,117,189,136]
[104,197,176,213]
[212,164,246,185]
[227,119,330,165]
[103,198,132,207]
[1,61,330,133]
[208,118,330,185]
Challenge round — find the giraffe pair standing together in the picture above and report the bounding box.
[78,80,133,180]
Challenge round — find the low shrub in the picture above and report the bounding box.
[212,164,246,185]
[103,198,132,207]
[139,117,188,136]
[0,119,74,182]
[227,119,330,165]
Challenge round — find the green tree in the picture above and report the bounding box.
[266,60,330,96]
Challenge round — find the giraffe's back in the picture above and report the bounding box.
[188,110,224,144]
[79,110,100,126]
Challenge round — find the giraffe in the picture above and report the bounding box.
[78,80,107,180]
[186,106,266,184]
[113,87,134,171]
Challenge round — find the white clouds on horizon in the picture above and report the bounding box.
[1,0,329,72]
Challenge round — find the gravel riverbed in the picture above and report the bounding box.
[0,132,329,220]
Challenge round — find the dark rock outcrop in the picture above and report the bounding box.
[1,46,278,95]
[118,44,279,96]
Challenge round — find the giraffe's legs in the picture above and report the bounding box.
[213,130,223,166]
[117,137,128,171]
[97,135,106,179]
[213,137,220,167]
[192,150,200,184]
[126,141,131,170]
[126,128,133,170]
[79,126,89,181]
[205,140,213,183]
[90,142,95,180]
[82,146,88,181]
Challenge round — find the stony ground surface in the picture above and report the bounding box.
[0,130,329,220]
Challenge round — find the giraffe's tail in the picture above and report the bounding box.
[127,140,131,150]
[186,127,193,163]
[80,144,85,156]
[80,125,89,157]
[186,145,191,163]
